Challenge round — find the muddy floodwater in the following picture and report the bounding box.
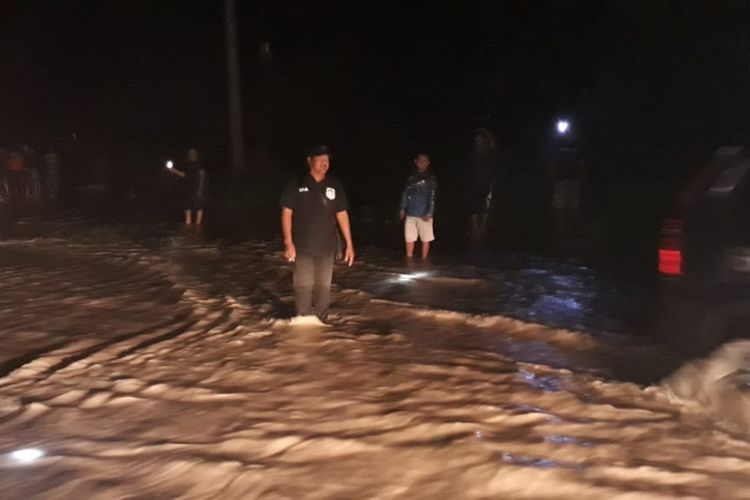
[0,216,748,499]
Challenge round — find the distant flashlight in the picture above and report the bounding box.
[556,120,570,135]
[8,448,44,464]
[166,160,174,169]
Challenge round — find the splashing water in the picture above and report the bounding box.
[0,217,746,498]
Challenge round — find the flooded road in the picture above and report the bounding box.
[0,216,748,498]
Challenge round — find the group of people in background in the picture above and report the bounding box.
[397,128,503,261]
[462,126,586,245]
[277,130,500,321]
[397,127,506,261]
[0,144,61,202]
[151,127,583,322]
[280,129,585,321]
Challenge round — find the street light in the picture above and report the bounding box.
[556,120,570,135]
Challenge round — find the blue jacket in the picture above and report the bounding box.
[400,171,437,217]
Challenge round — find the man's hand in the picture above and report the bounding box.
[399,210,406,221]
[284,242,296,262]
[335,210,355,266]
[281,208,295,261]
[343,245,355,266]
[421,215,433,222]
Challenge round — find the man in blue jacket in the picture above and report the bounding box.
[399,152,437,260]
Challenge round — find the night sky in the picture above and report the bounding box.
[3,1,750,201]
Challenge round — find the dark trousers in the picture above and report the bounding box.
[293,253,335,319]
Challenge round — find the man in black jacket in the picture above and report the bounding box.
[280,146,355,320]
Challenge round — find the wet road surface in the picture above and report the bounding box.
[0,215,748,498]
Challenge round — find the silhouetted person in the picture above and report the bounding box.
[21,144,40,200]
[466,128,497,242]
[0,148,9,201]
[43,146,61,199]
[6,148,24,200]
[550,144,584,240]
[167,148,206,225]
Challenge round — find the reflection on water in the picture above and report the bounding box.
[0,217,747,498]
[349,251,652,338]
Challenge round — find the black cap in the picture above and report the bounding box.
[307,145,332,157]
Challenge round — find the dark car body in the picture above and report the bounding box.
[657,146,750,352]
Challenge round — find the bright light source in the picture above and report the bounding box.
[8,448,44,464]
[556,120,570,135]
[658,249,682,276]
[166,160,174,169]
[396,272,430,283]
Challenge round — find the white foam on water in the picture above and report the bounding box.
[0,226,747,498]
[663,340,750,433]
[287,315,327,327]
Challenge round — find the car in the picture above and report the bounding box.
[657,146,750,353]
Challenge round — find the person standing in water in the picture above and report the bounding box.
[280,145,355,321]
[43,146,61,199]
[465,128,498,242]
[550,145,584,242]
[399,152,437,260]
[167,147,206,225]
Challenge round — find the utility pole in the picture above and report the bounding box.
[225,0,246,175]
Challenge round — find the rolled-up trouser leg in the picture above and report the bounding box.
[313,253,335,320]
[293,255,315,316]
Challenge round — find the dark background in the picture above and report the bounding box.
[2,0,750,264]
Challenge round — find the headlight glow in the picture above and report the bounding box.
[8,448,44,464]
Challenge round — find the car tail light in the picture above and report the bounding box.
[659,218,684,276]
[658,249,682,275]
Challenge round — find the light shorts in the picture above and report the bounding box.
[404,216,435,243]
